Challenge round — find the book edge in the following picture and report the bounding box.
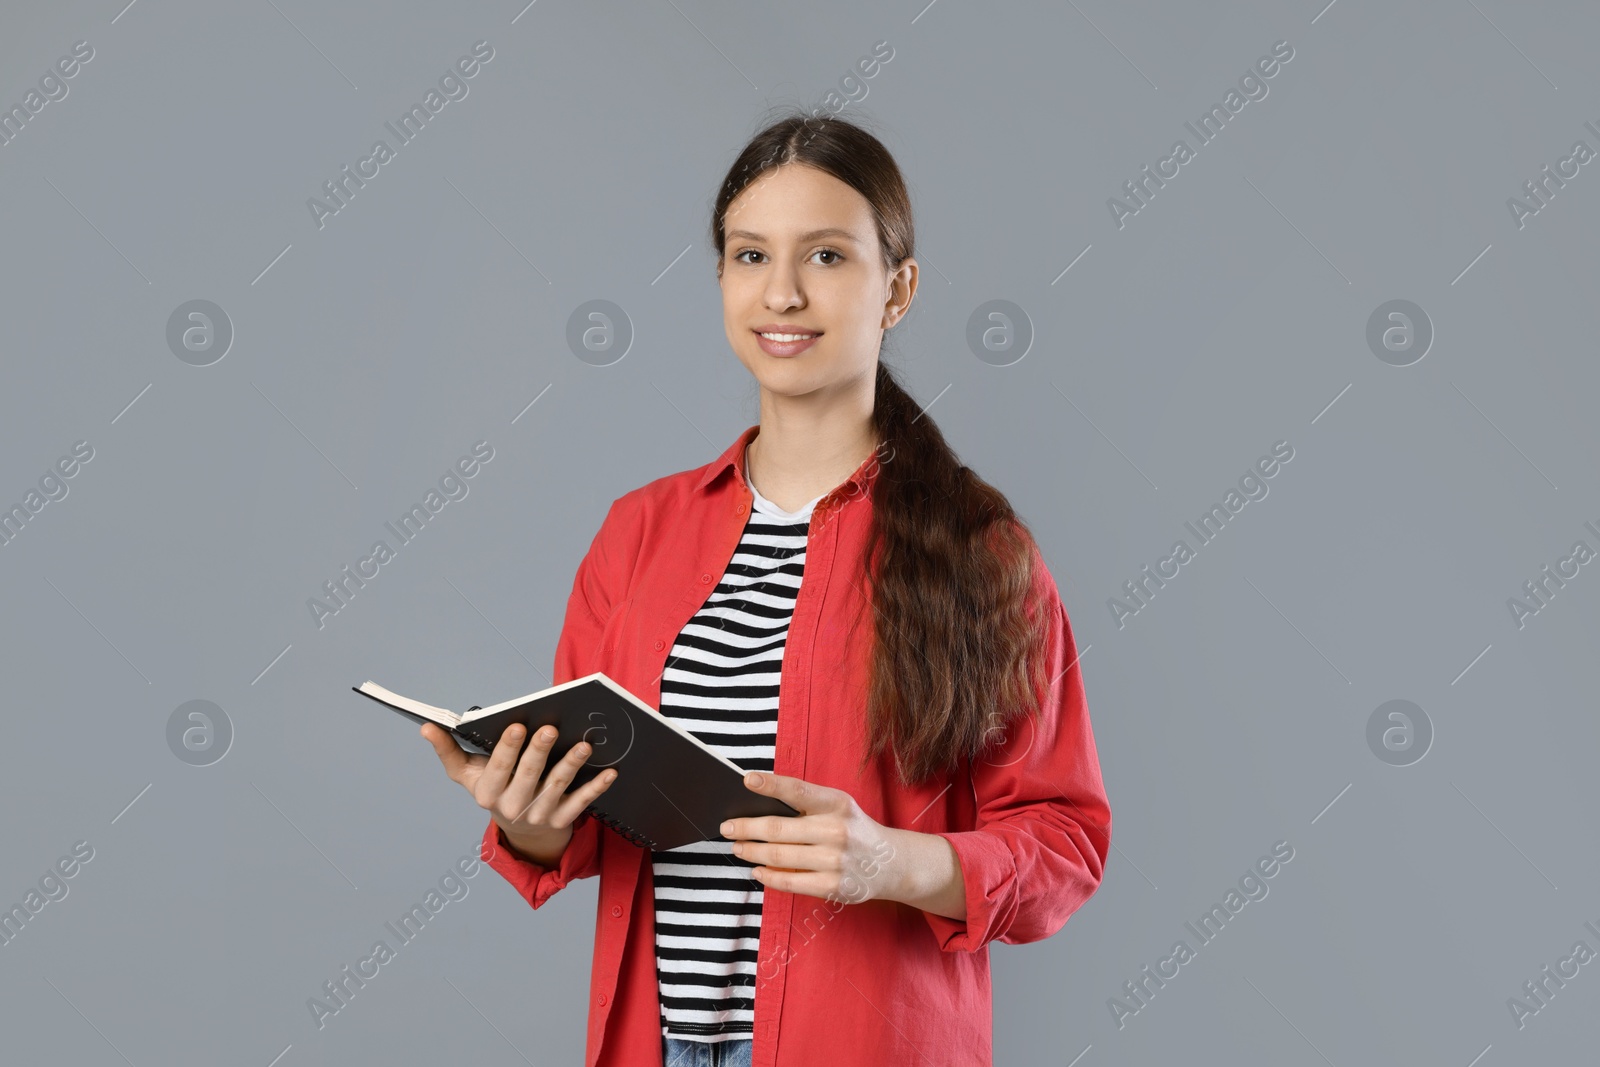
[353,680,461,727]
[356,673,759,783]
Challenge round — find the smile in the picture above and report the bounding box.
[753,329,822,357]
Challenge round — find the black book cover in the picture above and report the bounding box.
[353,672,799,851]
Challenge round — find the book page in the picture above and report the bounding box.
[356,681,461,727]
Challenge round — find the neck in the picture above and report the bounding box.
[746,390,877,514]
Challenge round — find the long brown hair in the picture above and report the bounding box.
[710,110,1048,786]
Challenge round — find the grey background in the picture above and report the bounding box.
[1,0,1596,1063]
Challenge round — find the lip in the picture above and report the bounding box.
[752,326,822,357]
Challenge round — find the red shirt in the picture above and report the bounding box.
[481,423,1111,1066]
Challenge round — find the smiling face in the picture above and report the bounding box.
[718,163,915,401]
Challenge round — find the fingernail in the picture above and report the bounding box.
[745,772,762,787]
[719,822,731,835]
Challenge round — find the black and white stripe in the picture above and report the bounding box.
[653,482,818,1042]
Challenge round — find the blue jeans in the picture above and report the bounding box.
[663,1036,752,1067]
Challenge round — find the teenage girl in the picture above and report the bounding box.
[423,111,1112,1067]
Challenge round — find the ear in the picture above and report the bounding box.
[882,258,917,328]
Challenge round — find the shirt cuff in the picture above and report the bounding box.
[480,813,599,910]
[919,829,1018,952]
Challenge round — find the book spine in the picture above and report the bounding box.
[455,726,494,752]
[588,806,657,850]
[454,708,490,752]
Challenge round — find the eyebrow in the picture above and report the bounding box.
[724,227,861,245]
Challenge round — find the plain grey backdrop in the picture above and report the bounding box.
[2,0,1597,1063]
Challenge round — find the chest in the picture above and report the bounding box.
[595,491,878,803]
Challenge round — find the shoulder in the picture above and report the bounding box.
[591,455,729,547]
[612,460,719,521]
[616,464,707,514]
[983,514,1048,576]
[986,516,1062,623]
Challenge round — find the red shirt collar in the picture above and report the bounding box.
[694,424,883,505]
[694,424,762,493]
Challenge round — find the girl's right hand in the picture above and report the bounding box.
[423,722,618,866]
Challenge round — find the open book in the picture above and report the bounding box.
[353,672,799,851]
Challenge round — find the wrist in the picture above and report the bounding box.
[877,826,966,921]
[500,823,571,868]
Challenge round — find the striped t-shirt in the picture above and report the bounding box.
[651,456,824,1042]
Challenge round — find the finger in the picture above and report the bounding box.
[721,812,814,844]
[550,765,619,828]
[422,724,482,784]
[472,724,527,807]
[506,739,593,826]
[742,771,835,816]
[733,841,835,872]
[498,725,559,822]
[537,740,598,806]
[747,867,837,900]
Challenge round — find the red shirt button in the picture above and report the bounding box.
[654,639,664,650]
[598,993,608,1007]
[702,574,711,583]
[737,503,747,513]
[611,905,623,918]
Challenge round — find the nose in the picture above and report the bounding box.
[763,260,804,312]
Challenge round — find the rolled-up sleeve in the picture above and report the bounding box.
[482,497,632,908]
[921,547,1112,952]
[482,812,601,909]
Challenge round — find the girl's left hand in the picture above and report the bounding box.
[719,772,897,904]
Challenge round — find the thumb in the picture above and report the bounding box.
[422,724,472,780]
[745,771,834,815]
